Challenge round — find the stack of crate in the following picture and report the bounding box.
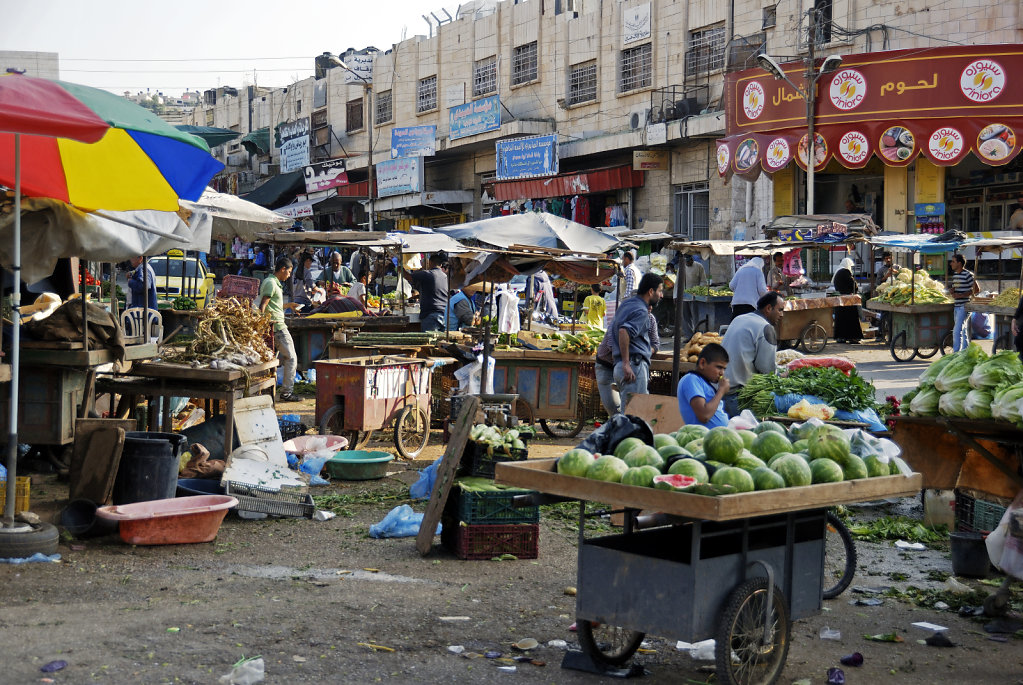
[955,489,1009,533]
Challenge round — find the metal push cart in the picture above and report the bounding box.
[496,458,921,684]
[866,300,953,362]
[314,355,432,458]
[490,349,586,438]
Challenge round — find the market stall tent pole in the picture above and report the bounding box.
[672,256,687,386]
[3,135,21,526]
[480,280,494,394]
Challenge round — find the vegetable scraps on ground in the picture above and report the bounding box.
[738,366,879,417]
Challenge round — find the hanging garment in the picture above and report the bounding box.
[609,204,627,227]
[550,198,565,217]
[496,287,521,334]
[572,196,590,225]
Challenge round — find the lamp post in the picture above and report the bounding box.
[756,51,842,215]
[329,57,375,231]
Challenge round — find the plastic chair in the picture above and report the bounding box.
[121,308,163,344]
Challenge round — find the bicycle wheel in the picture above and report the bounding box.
[715,577,790,685]
[540,414,585,439]
[799,322,827,354]
[576,619,645,667]
[822,511,857,599]
[393,405,429,459]
[889,330,917,362]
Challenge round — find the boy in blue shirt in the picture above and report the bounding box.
[677,343,730,428]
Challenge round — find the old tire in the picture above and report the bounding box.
[540,416,585,439]
[393,405,429,459]
[889,331,917,362]
[576,619,645,667]
[715,577,790,685]
[823,511,857,599]
[319,406,372,449]
[0,522,59,558]
[799,322,827,354]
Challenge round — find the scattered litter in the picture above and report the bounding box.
[69,544,85,552]
[369,505,438,539]
[895,540,926,551]
[839,652,864,667]
[676,639,715,659]
[564,586,577,596]
[218,657,264,685]
[827,667,846,685]
[312,510,335,521]
[39,661,67,673]
[934,601,950,610]
[439,616,471,622]
[636,647,656,654]
[357,643,394,652]
[567,622,578,632]
[513,656,532,663]
[485,650,503,659]
[924,632,955,647]
[944,577,972,593]
[166,627,180,633]
[491,554,519,561]
[512,638,538,651]
[791,680,812,685]
[988,635,1009,643]
[0,553,60,564]
[911,621,947,632]
[851,585,887,594]
[958,605,983,617]
[530,660,546,667]
[819,627,842,641]
[291,655,307,662]
[447,646,465,654]
[864,632,903,643]
[363,568,380,573]
[460,652,483,659]
[546,640,568,649]
[497,666,517,673]
[850,598,883,606]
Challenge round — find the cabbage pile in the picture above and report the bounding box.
[872,269,952,305]
[905,344,1023,425]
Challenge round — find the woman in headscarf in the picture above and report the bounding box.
[729,256,768,318]
[832,257,863,344]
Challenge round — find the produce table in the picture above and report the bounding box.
[496,458,921,678]
[776,295,859,353]
[489,349,586,438]
[966,302,1016,352]
[866,300,953,362]
[681,294,732,334]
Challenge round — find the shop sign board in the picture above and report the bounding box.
[391,125,437,159]
[343,53,374,84]
[633,150,668,171]
[495,135,558,180]
[376,157,423,197]
[623,3,651,45]
[279,118,310,173]
[304,159,348,193]
[449,95,501,140]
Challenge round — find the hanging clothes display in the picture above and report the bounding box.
[607,204,627,227]
[496,286,521,334]
[571,196,590,225]
[549,197,564,217]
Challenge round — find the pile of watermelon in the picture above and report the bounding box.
[556,421,910,496]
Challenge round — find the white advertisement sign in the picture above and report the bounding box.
[376,157,423,197]
[279,118,310,173]
[344,53,374,84]
[623,3,651,45]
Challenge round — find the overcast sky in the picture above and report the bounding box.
[2,0,458,96]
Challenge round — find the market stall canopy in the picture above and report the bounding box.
[389,230,471,254]
[665,240,751,259]
[869,233,983,254]
[241,170,304,208]
[240,127,271,156]
[717,45,1023,180]
[434,212,620,253]
[174,124,241,148]
[180,187,292,242]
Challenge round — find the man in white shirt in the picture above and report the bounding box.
[622,251,642,299]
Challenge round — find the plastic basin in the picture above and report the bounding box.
[283,434,349,455]
[96,495,238,545]
[176,478,226,497]
[325,451,393,481]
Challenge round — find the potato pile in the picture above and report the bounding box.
[684,332,723,362]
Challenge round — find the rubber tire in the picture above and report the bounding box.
[715,577,790,685]
[799,322,827,354]
[319,406,372,449]
[889,331,917,362]
[938,331,953,356]
[393,405,429,459]
[916,344,939,359]
[822,511,857,599]
[540,415,585,439]
[0,522,59,557]
[576,619,645,667]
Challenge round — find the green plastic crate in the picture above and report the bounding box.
[452,487,539,525]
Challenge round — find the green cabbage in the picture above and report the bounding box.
[992,383,1023,424]
[933,343,988,392]
[919,350,960,385]
[909,385,941,416]
[968,350,1023,389]
[963,389,994,420]
[938,388,971,417]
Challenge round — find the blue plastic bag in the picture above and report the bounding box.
[773,393,886,432]
[299,452,333,486]
[369,504,441,539]
[409,457,441,500]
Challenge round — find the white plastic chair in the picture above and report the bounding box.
[121,308,163,344]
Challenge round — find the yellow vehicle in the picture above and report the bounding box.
[149,249,216,307]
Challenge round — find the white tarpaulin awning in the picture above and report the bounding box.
[434,212,620,253]
[180,187,292,242]
[390,230,472,254]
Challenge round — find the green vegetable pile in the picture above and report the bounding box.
[847,515,947,543]
[738,366,879,416]
[469,424,528,455]
[870,269,951,305]
[685,286,734,297]
[172,296,197,310]
[992,288,1021,308]
[907,344,1023,425]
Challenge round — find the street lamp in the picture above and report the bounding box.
[328,56,375,231]
[756,52,842,215]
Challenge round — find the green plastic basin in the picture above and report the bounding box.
[325,450,394,481]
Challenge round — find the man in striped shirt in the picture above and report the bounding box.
[950,253,979,352]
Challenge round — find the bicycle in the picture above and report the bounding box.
[823,510,857,599]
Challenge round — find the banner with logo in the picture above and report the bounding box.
[495,135,558,180]
[391,125,437,158]
[449,95,501,140]
[376,157,422,197]
[304,159,348,193]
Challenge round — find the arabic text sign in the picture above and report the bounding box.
[495,135,558,180]
[449,95,501,140]
[279,118,310,173]
[343,53,374,83]
[633,150,668,170]
[391,126,437,158]
[304,159,348,193]
[376,157,422,197]
[623,3,651,45]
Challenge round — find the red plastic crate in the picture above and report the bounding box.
[217,275,260,303]
[442,521,539,560]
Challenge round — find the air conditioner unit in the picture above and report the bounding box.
[629,106,650,130]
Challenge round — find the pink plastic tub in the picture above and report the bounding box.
[96,495,238,545]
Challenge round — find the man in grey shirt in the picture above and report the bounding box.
[720,291,785,416]
[610,272,664,412]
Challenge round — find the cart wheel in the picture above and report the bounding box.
[513,398,535,429]
[394,405,429,459]
[575,619,645,666]
[823,512,857,599]
[715,577,790,685]
[540,415,586,439]
[938,331,953,356]
[319,406,372,449]
[993,333,1012,354]
[916,330,951,358]
[798,323,827,354]
[889,331,917,362]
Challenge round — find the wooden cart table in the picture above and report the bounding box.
[489,349,587,438]
[96,359,278,457]
[775,295,860,353]
[681,294,732,334]
[866,300,953,362]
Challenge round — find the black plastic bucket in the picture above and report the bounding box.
[950,531,989,577]
[125,431,187,459]
[112,434,179,505]
[60,499,118,538]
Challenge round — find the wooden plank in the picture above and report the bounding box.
[624,393,685,434]
[865,301,953,314]
[416,395,480,556]
[130,359,277,382]
[495,458,922,521]
[70,418,135,504]
[0,363,10,383]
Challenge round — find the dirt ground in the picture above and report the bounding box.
[2,338,1021,684]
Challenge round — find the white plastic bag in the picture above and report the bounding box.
[219,657,264,685]
[727,410,759,431]
[988,490,1023,578]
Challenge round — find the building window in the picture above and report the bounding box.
[812,0,833,44]
[417,75,437,113]
[512,42,538,86]
[762,5,777,29]
[675,182,710,240]
[375,90,393,125]
[686,25,726,76]
[618,43,652,93]
[568,61,597,105]
[473,56,497,96]
[346,98,364,133]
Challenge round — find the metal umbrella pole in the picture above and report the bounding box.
[4,135,22,527]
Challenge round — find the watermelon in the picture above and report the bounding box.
[710,466,755,493]
[810,424,844,442]
[675,425,709,447]
[653,433,680,450]
[668,458,709,483]
[586,455,629,482]
[842,455,869,480]
[751,431,793,460]
[658,444,689,460]
[792,439,810,453]
[809,458,844,484]
[735,454,768,471]
[623,445,664,470]
[613,437,647,460]
[767,452,798,468]
[754,421,787,435]
[738,430,756,450]
[622,465,661,488]
[686,438,704,454]
[863,454,890,478]
[890,456,911,475]
[653,474,698,491]
[557,448,595,477]
[704,427,745,465]
[788,421,819,442]
[751,466,786,490]
[772,454,812,487]
[808,431,851,465]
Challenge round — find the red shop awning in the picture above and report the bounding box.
[494,164,644,201]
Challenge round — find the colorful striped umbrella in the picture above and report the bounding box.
[0,74,224,211]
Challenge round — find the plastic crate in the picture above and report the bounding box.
[955,491,1009,533]
[460,441,528,479]
[217,275,260,303]
[0,477,30,513]
[450,487,539,525]
[224,481,315,518]
[278,419,306,441]
[441,521,539,560]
